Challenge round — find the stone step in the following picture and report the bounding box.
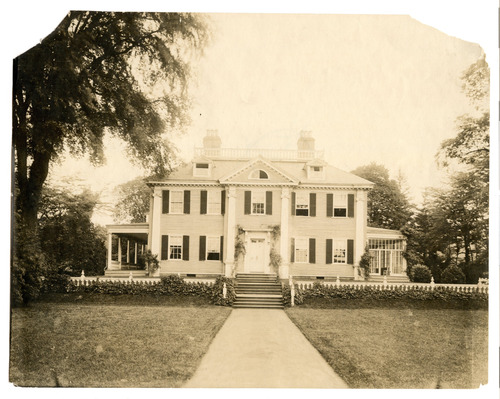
[233,303,284,309]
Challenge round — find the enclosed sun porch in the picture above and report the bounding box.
[366,227,408,281]
[105,223,149,276]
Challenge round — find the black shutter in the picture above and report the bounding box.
[326,239,333,264]
[182,235,189,260]
[162,190,169,214]
[291,238,295,263]
[199,236,206,261]
[310,193,316,217]
[244,191,251,215]
[161,235,169,260]
[291,192,296,215]
[184,191,191,214]
[266,191,273,215]
[309,238,316,264]
[200,190,207,214]
[221,190,226,215]
[326,194,333,217]
[348,194,355,218]
[220,236,224,262]
[347,239,354,264]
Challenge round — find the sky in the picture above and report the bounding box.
[36,8,491,226]
[3,2,499,397]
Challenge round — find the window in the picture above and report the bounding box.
[169,236,182,260]
[206,236,221,260]
[333,240,347,263]
[250,169,269,179]
[295,237,309,263]
[368,239,405,274]
[207,191,222,214]
[194,163,210,177]
[333,194,347,217]
[252,191,265,215]
[295,191,309,216]
[170,190,184,214]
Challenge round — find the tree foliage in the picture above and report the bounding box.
[38,186,107,276]
[13,11,209,229]
[113,177,151,223]
[351,163,412,230]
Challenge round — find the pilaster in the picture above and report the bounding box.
[224,187,237,277]
[280,187,291,279]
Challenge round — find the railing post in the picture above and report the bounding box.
[289,276,295,307]
[80,270,85,281]
[223,282,227,299]
[336,275,340,287]
[430,277,435,291]
[383,275,387,288]
[129,271,133,282]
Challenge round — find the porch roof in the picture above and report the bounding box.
[106,223,149,241]
[367,226,405,240]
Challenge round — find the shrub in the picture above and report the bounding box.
[358,246,371,279]
[410,265,432,283]
[441,265,466,284]
[42,270,72,293]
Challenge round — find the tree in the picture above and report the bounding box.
[351,163,412,230]
[38,186,107,276]
[113,177,151,223]
[13,11,209,230]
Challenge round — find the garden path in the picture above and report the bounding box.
[183,308,349,388]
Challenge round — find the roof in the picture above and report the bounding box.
[148,157,374,188]
[367,226,405,239]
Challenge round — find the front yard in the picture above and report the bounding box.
[286,307,488,388]
[10,300,231,387]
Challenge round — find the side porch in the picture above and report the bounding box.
[367,227,408,282]
[106,223,149,277]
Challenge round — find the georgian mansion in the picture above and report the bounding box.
[106,131,407,281]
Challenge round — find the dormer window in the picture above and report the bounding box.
[249,169,269,180]
[308,165,324,179]
[194,162,210,177]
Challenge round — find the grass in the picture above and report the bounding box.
[10,300,232,387]
[286,307,488,389]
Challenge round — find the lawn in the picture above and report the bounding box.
[286,307,488,389]
[10,301,232,387]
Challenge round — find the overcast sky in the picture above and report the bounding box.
[42,11,487,224]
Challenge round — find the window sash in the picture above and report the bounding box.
[169,236,183,260]
[295,192,309,216]
[207,191,221,214]
[206,236,220,261]
[333,194,347,217]
[333,239,347,263]
[170,191,184,214]
[295,237,308,263]
[251,191,265,215]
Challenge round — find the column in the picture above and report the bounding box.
[280,187,291,279]
[117,237,122,266]
[126,239,130,264]
[107,232,113,270]
[134,242,138,265]
[354,190,367,280]
[224,187,237,277]
[150,187,163,259]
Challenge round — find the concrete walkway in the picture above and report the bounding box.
[184,309,349,388]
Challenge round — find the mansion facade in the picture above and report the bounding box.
[106,131,407,280]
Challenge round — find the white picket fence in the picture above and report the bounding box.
[292,279,489,294]
[70,273,216,286]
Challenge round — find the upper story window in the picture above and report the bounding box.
[194,162,210,177]
[207,190,222,214]
[252,191,266,214]
[170,190,184,214]
[295,191,309,216]
[333,194,347,217]
[249,169,269,179]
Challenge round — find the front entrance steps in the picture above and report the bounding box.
[233,273,284,309]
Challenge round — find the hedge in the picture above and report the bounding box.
[283,282,488,307]
[61,275,236,306]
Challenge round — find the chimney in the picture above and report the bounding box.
[203,129,222,149]
[297,130,315,151]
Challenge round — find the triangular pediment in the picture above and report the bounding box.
[219,157,299,184]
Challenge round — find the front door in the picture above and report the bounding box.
[247,238,265,273]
